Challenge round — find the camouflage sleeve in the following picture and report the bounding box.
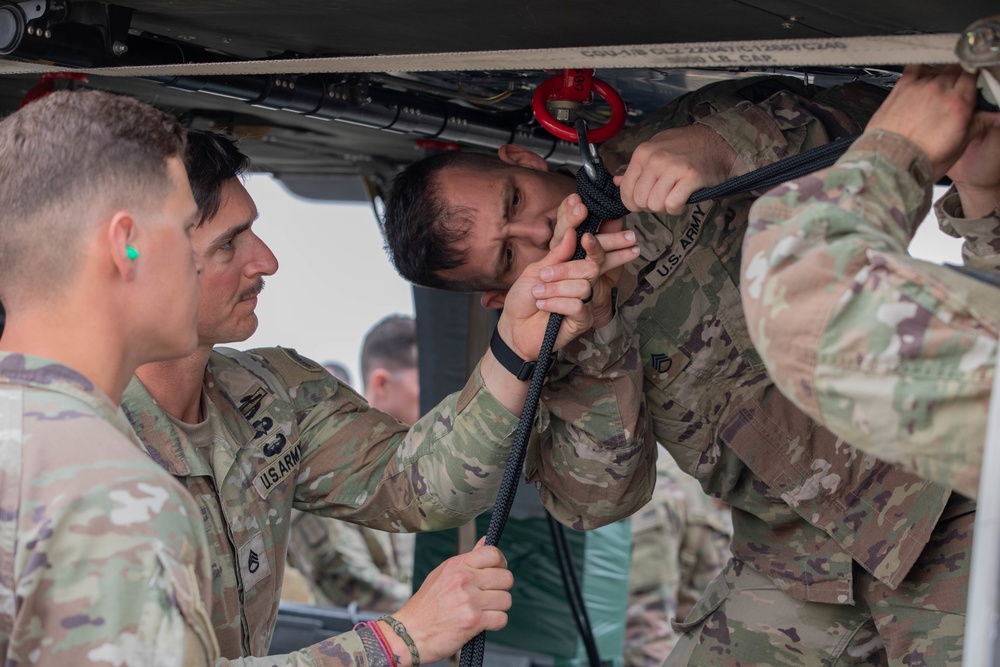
[696,81,885,173]
[253,348,517,532]
[526,316,657,530]
[741,129,999,495]
[935,185,1000,271]
[287,511,410,612]
[8,475,220,665]
[214,631,377,667]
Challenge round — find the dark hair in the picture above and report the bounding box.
[0,89,186,300]
[360,315,417,390]
[185,131,252,226]
[383,151,506,292]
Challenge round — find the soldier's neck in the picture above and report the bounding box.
[135,345,214,424]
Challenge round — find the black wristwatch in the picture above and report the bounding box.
[490,326,537,381]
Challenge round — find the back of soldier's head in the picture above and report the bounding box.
[360,314,418,390]
[383,151,505,293]
[0,89,186,306]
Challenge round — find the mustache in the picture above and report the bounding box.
[239,279,265,301]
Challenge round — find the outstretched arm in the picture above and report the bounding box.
[741,64,1000,495]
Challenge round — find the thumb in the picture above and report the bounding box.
[970,110,1000,138]
[472,535,487,549]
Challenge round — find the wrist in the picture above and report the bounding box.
[376,620,410,667]
[490,325,538,381]
[955,183,1000,219]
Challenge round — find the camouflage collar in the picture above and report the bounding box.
[0,351,136,443]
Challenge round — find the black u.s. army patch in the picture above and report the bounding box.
[238,388,268,420]
[253,440,304,499]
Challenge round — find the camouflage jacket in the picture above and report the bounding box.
[742,130,1000,496]
[625,456,731,667]
[937,185,1000,272]
[0,353,219,666]
[122,345,553,663]
[544,77,954,604]
[287,510,413,612]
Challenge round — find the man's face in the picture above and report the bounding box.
[435,159,575,291]
[139,157,203,361]
[190,177,278,346]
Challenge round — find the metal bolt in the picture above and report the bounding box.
[967,25,1000,54]
[26,26,34,36]
[43,29,50,39]
[112,41,128,56]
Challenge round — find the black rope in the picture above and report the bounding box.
[458,135,857,667]
[547,512,602,667]
[458,161,614,667]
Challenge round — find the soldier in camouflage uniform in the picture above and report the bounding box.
[123,131,644,665]
[624,456,731,667]
[384,75,975,665]
[287,315,419,612]
[742,64,1000,498]
[0,90,220,665]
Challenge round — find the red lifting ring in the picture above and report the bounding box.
[531,73,627,144]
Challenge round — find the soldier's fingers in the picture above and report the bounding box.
[664,176,700,215]
[532,278,592,301]
[535,296,593,323]
[582,232,607,264]
[463,544,506,569]
[479,610,510,632]
[592,229,637,254]
[601,246,642,273]
[474,569,515,593]
[618,163,643,211]
[474,589,513,612]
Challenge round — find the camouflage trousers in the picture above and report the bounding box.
[664,493,974,667]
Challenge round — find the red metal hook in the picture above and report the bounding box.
[19,72,89,108]
[531,69,626,144]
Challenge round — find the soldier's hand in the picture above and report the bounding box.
[499,206,639,355]
[947,123,1000,218]
[614,124,738,215]
[867,64,1000,180]
[387,538,513,665]
[539,194,636,329]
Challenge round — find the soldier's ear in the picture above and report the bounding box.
[498,145,549,172]
[480,290,507,309]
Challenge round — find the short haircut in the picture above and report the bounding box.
[360,315,417,391]
[383,151,506,293]
[0,89,186,303]
[185,131,252,226]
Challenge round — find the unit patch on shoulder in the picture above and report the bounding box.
[250,347,327,387]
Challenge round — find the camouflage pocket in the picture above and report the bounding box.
[155,545,221,665]
[670,565,729,634]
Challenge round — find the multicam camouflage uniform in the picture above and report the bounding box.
[287,510,413,612]
[532,77,975,665]
[123,344,651,665]
[0,353,220,666]
[742,128,1000,498]
[624,456,731,667]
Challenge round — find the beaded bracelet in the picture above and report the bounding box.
[379,614,420,667]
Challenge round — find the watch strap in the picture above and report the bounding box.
[490,326,536,381]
